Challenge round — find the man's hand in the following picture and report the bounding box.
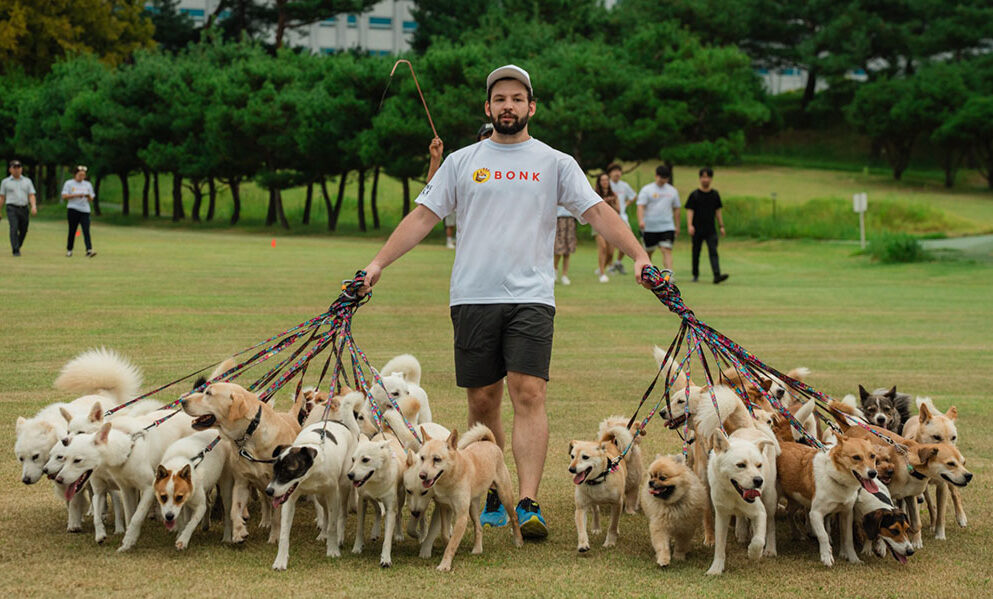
[30,205,37,216]
[719,225,726,237]
[634,257,655,289]
[429,137,443,161]
[359,262,382,295]
[688,225,696,237]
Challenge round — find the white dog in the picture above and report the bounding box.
[367,353,432,424]
[706,433,773,575]
[267,406,360,570]
[154,430,233,550]
[347,432,406,567]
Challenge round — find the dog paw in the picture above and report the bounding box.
[577,545,590,553]
[436,563,452,573]
[419,549,433,559]
[912,538,923,550]
[703,535,715,547]
[271,559,287,571]
[957,515,968,528]
[117,544,133,553]
[656,558,670,568]
[95,534,106,545]
[67,526,83,533]
[705,565,723,576]
[352,545,363,555]
[590,528,602,536]
[935,529,947,541]
[603,538,616,548]
[820,553,834,567]
[763,547,777,558]
[327,547,341,558]
[747,540,763,560]
[175,540,187,551]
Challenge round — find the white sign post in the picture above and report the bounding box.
[853,192,868,249]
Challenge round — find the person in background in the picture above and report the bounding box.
[637,164,681,271]
[593,172,619,283]
[606,163,636,274]
[685,167,728,283]
[62,165,97,258]
[0,159,37,257]
[553,203,576,285]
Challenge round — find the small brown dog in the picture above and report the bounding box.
[569,422,636,552]
[640,454,706,567]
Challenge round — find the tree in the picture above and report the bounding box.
[143,0,198,53]
[939,97,993,189]
[409,0,488,54]
[0,0,154,77]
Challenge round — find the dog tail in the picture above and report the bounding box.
[382,409,421,449]
[652,345,689,391]
[287,386,312,426]
[693,386,743,440]
[380,354,421,386]
[915,396,936,411]
[786,367,811,381]
[457,423,496,449]
[208,357,237,382]
[599,424,634,453]
[598,415,644,444]
[54,347,142,405]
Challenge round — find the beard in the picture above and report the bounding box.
[490,110,529,135]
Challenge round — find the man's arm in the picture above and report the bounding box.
[686,208,695,237]
[29,192,36,215]
[672,206,680,238]
[361,205,441,291]
[584,202,653,285]
[636,204,645,231]
[716,207,725,236]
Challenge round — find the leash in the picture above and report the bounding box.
[380,59,438,138]
[191,435,222,468]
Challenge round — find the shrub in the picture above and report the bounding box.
[865,233,931,263]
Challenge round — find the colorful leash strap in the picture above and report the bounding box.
[191,435,222,468]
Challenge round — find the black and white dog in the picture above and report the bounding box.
[858,385,911,432]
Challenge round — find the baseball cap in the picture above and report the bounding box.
[476,123,494,139]
[486,64,532,96]
[9,160,22,167]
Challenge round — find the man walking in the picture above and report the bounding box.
[685,167,729,284]
[606,163,636,274]
[636,165,680,271]
[360,65,652,539]
[0,160,37,257]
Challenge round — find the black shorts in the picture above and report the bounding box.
[642,230,675,250]
[450,303,555,388]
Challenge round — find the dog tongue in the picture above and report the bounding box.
[64,484,75,502]
[895,552,908,564]
[573,471,588,485]
[742,488,760,501]
[860,477,879,494]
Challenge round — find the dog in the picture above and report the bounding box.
[902,397,965,538]
[15,347,141,532]
[776,432,879,566]
[347,430,406,567]
[859,385,911,432]
[415,424,523,572]
[180,381,304,543]
[706,432,774,575]
[154,430,234,550]
[640,454,706,567]
[729,425,780,557]
[362,354,432,428]
[598,415,645,514]
[568,421,636,552]
[54,407,194,551]
[267,405,360,570]
[853,482,915,564]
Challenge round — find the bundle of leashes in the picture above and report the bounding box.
[605,265,902,475]
[100,270,421,451]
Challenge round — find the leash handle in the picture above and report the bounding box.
[389,59,438,139]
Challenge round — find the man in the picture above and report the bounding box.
[606,163,636,274]
[361,65,651,539]
[0,160,38,257]
[637,165,680,271]
[62,165,97,258]
[685,167,728,284]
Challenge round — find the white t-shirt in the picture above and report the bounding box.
[637,182,680,232]
[416,137,602,307]
[609,179,636,223]
[62,179,94,213]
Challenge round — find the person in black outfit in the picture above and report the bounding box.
[685,167,729,284]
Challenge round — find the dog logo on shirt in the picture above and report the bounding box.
[472,168,491,183]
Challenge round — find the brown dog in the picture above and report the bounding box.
[181,381,302,543]
[640,454,706,567]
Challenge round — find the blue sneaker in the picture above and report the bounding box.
[516,498,548,540]
[480,488,507,528]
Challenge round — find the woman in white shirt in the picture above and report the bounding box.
[61,165,96,257]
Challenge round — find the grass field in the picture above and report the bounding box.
[2,221,992,598]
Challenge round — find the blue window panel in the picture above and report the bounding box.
[369,16,392,29]
[321,17,336,26]
[402,20,417,31]
[853,68,867,76]
[180,8,205,17]
[756,67,769,74]
[321,48,336,55]
[347,14,357,27]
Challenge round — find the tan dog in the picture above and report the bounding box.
[640,454,706,567]
[597,415,645,513]
[180,381,303,543]
[902,397,965,538]
[415,424,523,571]
[568,422,636,552]
[777,434,879,566]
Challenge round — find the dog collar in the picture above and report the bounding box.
[584,458,618,486]
[236,406,263,448]
[908,465,927,480]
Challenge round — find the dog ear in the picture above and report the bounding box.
[858,385,870,402]
[760,378,773,391]
[303,447,318,462]
[16,416,26,434]
[61,437,71,446]
[447,429,459,450]
[94,422,112,445]
[672,453,686,465]
[946,406,957,421]
[405,449,416,467]
[420,426,431,442]
[89,402,103,423]
[918,402,932,423]
[227,387,253,422]
[755,438,775,454]
[178,464,192,483]
[156,465,170,481]
[862,510,883,540]
[58,408,72,424]
[568,441,575,456]
[918,446,939,465]
[885,386,897,400]
[271,445,288,459]
[711,431,729,453]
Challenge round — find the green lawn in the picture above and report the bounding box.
[2,221,991,598]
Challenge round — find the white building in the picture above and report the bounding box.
[171,0,417,54]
